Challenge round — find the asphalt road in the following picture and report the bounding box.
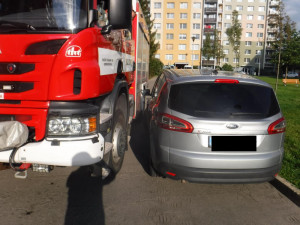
[0,77,300,225]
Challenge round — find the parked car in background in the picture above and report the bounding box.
[283,72,299,78]
[183,65,193,69]
[145,69,286,183]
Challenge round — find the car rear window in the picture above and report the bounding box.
[169,82,280,119]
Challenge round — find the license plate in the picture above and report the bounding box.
[209,136,256,151]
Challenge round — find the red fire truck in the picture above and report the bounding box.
[0,0,149,178]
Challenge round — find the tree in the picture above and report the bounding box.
[139,0,159,59]
[225,10,243,68]
[201,33,213,64]
[211,29,224,68]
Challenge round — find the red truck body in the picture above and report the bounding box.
[0,0,149,176]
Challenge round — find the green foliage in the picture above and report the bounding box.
[225,10,243,68]
[202,33,213,60]
[258,76,300,189]
[149,58,163,78]
[221,63,234,71]
[139,0,159,59]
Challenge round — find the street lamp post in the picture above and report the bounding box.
[191,36,196,69]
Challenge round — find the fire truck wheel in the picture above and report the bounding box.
[109,94,128,173]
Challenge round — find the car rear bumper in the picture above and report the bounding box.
[152,145,284,183]
[0,134,104,166]
[155,163,281,183]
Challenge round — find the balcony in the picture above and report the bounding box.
[267,27,277,33]
[269,10,279,15]
[204,18,217,23]
[269,1,279,6]
[205,0,218,2]
[205,7,217,12]
[202,60,215,66]
[204,28,215,33]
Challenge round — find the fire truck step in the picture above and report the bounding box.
[100,113,112,124]
[104,142,113,154]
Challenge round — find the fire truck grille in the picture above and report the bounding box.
[0,63,35,75]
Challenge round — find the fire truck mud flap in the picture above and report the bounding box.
[0,134,104,167]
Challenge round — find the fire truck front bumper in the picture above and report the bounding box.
[0,134,104,166]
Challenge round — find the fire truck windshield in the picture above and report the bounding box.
[0,0,88,33]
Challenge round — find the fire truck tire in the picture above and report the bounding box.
[108,93,128,173]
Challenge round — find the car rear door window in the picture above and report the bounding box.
[169,82,280,119]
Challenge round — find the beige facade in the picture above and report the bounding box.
[150,0,203,68]
[150,0,279,72]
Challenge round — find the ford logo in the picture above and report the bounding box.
[226,123,239,129]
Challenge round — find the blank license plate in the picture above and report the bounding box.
[209,136,256,151]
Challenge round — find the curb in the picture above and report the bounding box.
[270,175,300,207]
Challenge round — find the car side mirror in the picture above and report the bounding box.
[101,24,112,35]
[89,9,99,27]
[143,89,151,96]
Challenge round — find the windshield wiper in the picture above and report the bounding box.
[0,20,36,31]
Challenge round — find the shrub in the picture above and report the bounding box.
[222,63,234,71]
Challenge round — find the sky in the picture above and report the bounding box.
[284,0,300,31]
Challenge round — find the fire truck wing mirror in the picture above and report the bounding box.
[89,9,99,27]
[109,0,132,31]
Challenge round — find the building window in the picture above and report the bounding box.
[258,24,264,29]
[167,13,174,19]
[247,6,254,11]
[225,14,231,20]
[178,44,186,50]
[154,13,161,19]
[255,58,261,64]
[224,23,231,28]
[166,23,174,29]
[178,54,187,60]
[191,54,199,60]
[244,58,250,63]
[223,40,230,45]
[180,13,188,19]
[180,23,187,29]
[238,14,242,20]
[165,54,173,60]
[247,15,253,20]
[193,23,200,29]
[257,42,263,46]
[166,44,173,50]
[257,32,263,38]
[155,33,161,40]
[258,15,265,20]
[246,23,253,28]
[258,6,265,12]
[179,34,187,40]
[180,2,188,9]
[191,44,200,50]
[167,2,175,9]
[245,41,252,46]
[192,34,200,39]
[154,2,161,9]
[236,5,243,11]
[223,49,229,55]
[223,58,229,63]
[153,23,161,30]
[233,58,239,63]
[193,2,201,8]
[256,50,262,55]
[248,0,254,2]
[245,50,251,55]
[225,5,232,10]
[193,13,201,19]
[246,32,252,37]
[166,33,174,39]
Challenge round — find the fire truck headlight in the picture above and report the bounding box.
[48,115,97,136]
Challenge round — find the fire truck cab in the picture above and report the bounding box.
[0,0,149,177]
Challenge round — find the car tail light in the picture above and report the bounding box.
[268,117,286,135]
[156,113,193,133]
[214,79,239,84]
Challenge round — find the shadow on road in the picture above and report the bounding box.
[65,154,115,225]
[129,113,151,175]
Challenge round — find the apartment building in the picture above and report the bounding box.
[150,0,279,72]
[150,0,203,68]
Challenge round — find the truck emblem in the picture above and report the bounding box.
[0,49,2,55]
[7,63,17,73]
[65,45,82,57]
[226,123,239,129]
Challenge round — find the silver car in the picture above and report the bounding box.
[146,69,286,183]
